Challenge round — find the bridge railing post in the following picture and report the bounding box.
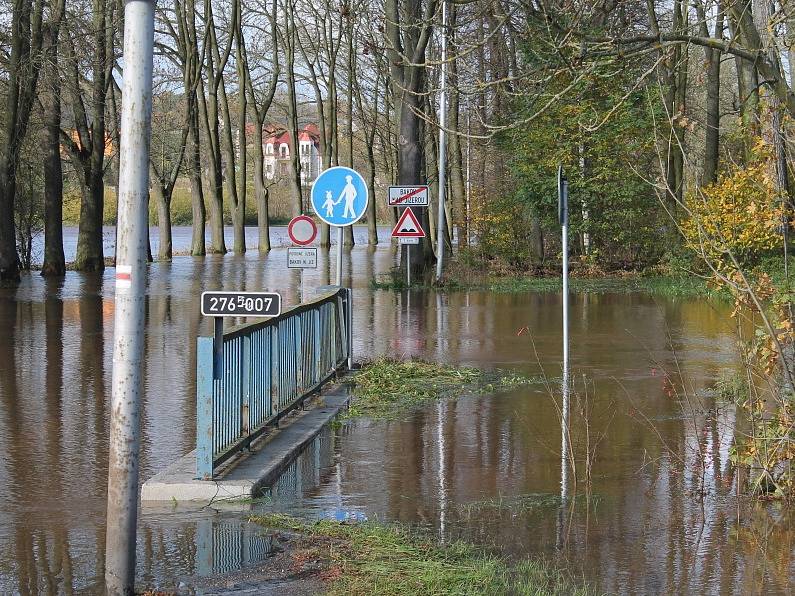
[196,337,215,479]
[241,334,250,436]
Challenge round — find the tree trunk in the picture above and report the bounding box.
[695,0,722,186]
[41,0,66,276]
[398,86,435,276]
[71,0,113,272]
[75,166,105,271]
[251,125,271,252]
[188,100,206,255]
[385,0,438,279]
[448,6,466,249]
[197,0,228,254]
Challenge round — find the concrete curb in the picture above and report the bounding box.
[140,384,350,504]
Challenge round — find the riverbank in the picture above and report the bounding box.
[240,514,591,595]
[373,270,720,298]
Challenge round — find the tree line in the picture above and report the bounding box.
[2,1,795,283]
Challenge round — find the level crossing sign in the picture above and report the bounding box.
[391,208,426,238]
[310,166,369,226]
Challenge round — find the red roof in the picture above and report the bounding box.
[265,124,320,147]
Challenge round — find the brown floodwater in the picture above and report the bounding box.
[0,237,792,594]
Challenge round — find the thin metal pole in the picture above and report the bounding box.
[465,104,470,246]
[105,1,155,593]
[435,0,448,282]
[335,226,343,286]
[560,173,569,503]
[347,287,353,369]
[407,244,411,287]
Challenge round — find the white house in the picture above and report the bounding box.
[263,124,323,185]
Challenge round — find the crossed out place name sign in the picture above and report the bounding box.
[310,166,369,226]
[388,185,430,206]
[201,291,281,317]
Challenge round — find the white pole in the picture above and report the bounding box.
[335,226,343,286]
[435,0,448,282]
[560,169,569,503]
[465,103,470,246]
[105,1,154,593]
[407,244,411,287]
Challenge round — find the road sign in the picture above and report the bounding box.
[288,247,318,268]
[310,166,369,227]
[201,291,281,317]
[399,237,419,244]
[391,208,426,238]
[388,185,429,206]
[287,215,317,245]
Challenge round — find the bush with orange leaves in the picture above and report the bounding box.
[682,141,785,269]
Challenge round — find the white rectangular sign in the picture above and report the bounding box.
[288,247,318,268]
[388,186,429,206]
[399,237,420,245]
[201,291,281,317]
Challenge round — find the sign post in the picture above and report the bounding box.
[435,0,448,283]
[391,208,426,287]
[310,166,367,367]
[558,165,570,503]
[310,166,369,285]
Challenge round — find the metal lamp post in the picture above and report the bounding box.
[104,1,155,594]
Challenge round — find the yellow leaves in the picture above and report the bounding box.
[681,146,785,267]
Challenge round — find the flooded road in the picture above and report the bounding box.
[1,235,792,594]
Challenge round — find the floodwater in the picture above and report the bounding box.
[1,231,793,594]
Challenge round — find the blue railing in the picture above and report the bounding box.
[196,288,351,479]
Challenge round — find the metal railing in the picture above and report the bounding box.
[196,287,351,479]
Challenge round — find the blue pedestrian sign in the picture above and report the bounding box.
[310,166,369,227]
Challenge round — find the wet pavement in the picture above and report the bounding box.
[1,229,792,594]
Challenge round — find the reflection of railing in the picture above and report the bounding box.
[196,288,351,479]
[196,520,275,576]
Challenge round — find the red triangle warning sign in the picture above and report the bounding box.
[391,208,426,238]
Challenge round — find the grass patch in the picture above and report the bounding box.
[348,358,540,420]
[372,272,721,299]
[251,513,592,595]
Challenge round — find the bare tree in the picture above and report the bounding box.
[60,0,117,272]
[40,0,66,276]
[244,0,280,252]
[0,0,44,282]
[385,0,439,277]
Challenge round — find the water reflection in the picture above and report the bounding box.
[0,243,792,593]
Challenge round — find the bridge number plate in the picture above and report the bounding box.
[201,291,281,317]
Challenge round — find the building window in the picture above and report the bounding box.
[280,144,288,158]
[266,144,273,155]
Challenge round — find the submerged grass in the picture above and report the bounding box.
[348,358,540,420]
[252,513,592,595]
[372,272,721,299]
[456,493,602,519]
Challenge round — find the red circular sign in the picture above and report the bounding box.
[287,215,318,246]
